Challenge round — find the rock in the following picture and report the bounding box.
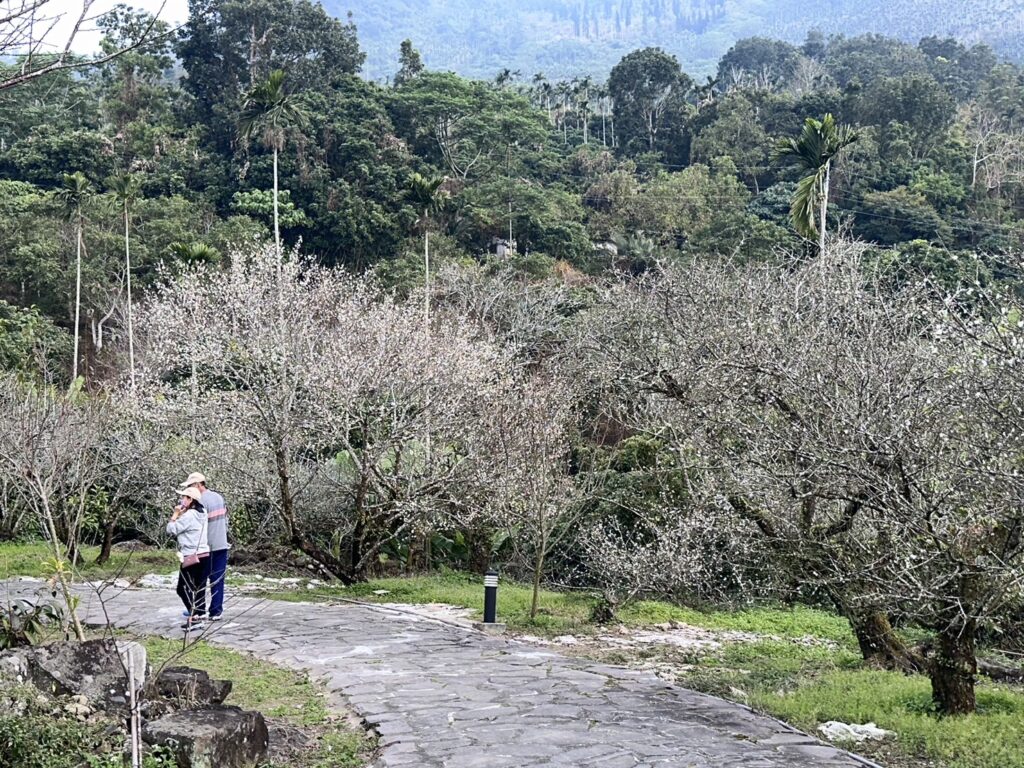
[0,649,30,684]
[978,657,1024,683]
[471,621,507,635]
[139,573,178,590]
[23,639,146,711]
[553,635,578,646]
[64,693,92,719]
[818,721,895,743]
[155,666,232,707]
[143,706,269,768]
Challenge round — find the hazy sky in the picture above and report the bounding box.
[51,0,188,52]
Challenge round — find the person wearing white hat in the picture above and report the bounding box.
[180,471,230,621]
[167,486,210,631]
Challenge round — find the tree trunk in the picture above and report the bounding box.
[422,532,432,571]
[273,145,281,276]
[529,534,547,620]
[465,527,491,575]
[95,519,115,565]
[124,203,135,391]
[276,446,353,584]
[532,548,548,622]
[930,620,977,715]
[818,161,830,257]
[424,215,430,326]
[850,609,923,673]
[41,497,84,641]
[72,218,83,383]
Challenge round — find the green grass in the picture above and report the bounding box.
[141,638,373,767]
[143,637,330,726]
[267,571,593,631]
[270,569,855,642]
[618,601,856,644]
[305,732,368,768]
[0,541,177,582]
[753,670,1024,768]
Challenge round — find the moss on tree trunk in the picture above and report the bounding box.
[850,609,924,673]
[930,620,977,715]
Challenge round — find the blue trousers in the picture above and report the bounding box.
[204,549,229,617]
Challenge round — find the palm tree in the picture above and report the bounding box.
[578,75,593,144]
[55,171,92,383]
[107,172,141,390]
[406,172,447,571]
[406,173,447,327]
[170,242,221,264]
[775,113,858,255]
[238,69,308,271]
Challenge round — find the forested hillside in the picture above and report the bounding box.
[2,0,1024,377]
[333,0,1024,80]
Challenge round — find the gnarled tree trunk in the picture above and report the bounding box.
[930,619,977,715]
[850,608,924,673]
[275,445,354,585]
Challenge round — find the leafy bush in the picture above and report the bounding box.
[0,685,174,768]
[0,599,64,649]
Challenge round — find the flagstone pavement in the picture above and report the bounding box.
[3,579,879,768]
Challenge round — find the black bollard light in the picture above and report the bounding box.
[483,569,498,624]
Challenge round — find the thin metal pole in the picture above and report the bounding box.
[128,648,140,768]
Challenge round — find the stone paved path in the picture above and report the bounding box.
[4,580,878,768]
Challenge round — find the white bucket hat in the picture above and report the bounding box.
[179,487,202,503]
[180,472,206,489]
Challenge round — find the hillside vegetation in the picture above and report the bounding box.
[332,0,1024,79]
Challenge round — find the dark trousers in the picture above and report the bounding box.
[205,549,228,617]
[177,559,208,617]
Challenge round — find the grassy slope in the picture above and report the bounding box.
[143,637,371,768]
[0,541,178,582]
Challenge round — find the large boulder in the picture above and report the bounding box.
[143,706,269,768]
[22,639,146,711]
[155,666,232,707]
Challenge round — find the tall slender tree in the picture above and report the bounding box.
[55,172,92,384]
[107,172,142,390]
[238,69,308,271]
[775,113,858,254]
[406,173,447,327]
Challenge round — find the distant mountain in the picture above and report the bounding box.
[325,0,1024,81]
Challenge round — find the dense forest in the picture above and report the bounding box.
[336,0,1024,80]
[2,0,1024,376]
